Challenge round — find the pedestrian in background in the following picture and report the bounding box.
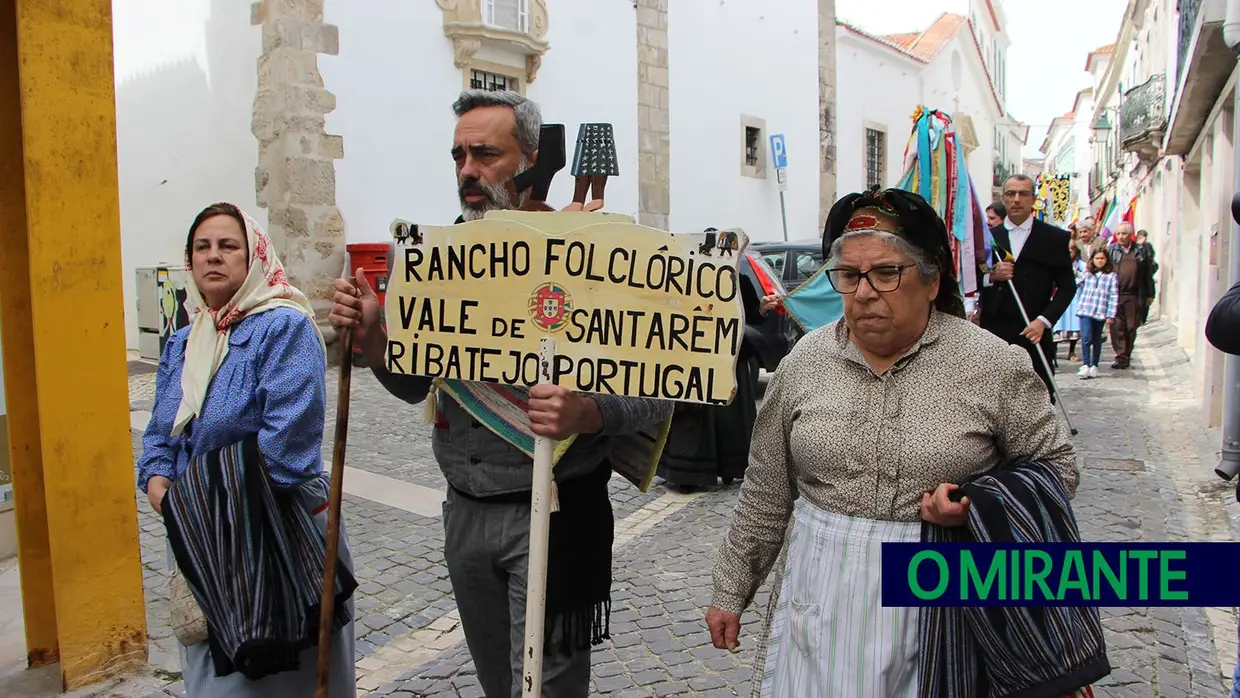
[1075,218,1106,261]
[979,175,1078,403]
[1135,229,1159,324]
[656,227,760,492]
[1076,249,1119,379]
[1106,223,1156,369]
[985,201,1006,228]
[1054,226,1083,364]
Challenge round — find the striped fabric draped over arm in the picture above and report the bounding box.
[163,434,357,681]
[918,460,1111,698]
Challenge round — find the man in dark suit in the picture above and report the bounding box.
[980,174,1077,402]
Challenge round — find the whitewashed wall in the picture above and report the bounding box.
[114,0,262,348]
[667,0,820,241]
[835,29,999,202]
[836,0,971,35]
[834,30,923,195]
[526,2,639,221]
[920,34,1000,192]
[322,0,640,246]
[112,0,818,347]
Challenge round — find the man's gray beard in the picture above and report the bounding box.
[460,160,530,221]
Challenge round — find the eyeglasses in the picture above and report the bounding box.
[825,265,914,294]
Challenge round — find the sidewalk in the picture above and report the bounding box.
[0,317,1234,697]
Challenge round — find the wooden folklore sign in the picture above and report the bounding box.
[383,211,747,405]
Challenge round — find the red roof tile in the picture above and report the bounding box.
[847,14,1004,115]
[904,13,966,61]
[884,32,920,49]
[1085,44,1116,71]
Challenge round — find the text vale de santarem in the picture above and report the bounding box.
[385,236,745,404]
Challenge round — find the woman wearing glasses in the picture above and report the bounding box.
[705,189,1078,697]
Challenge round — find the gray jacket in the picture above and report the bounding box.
[372,369,672,498]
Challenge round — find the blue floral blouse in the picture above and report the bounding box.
[137,308,327,492]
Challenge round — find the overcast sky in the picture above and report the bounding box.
[836,0,1130,158]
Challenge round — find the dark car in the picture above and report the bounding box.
[738,239,825,377]
[751,239,826,294]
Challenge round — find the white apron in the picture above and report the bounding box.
[761,498,921,698]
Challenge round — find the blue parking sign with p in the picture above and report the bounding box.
[770,134,788,169]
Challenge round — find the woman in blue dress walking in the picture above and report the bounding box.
[1053,226,1084,363]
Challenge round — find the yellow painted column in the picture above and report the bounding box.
[0,0,148,691]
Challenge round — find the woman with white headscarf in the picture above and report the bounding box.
[138,202,356,697]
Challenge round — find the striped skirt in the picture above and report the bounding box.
[165,509,357,698]
[760,499,921,698]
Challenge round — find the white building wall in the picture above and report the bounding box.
[667,0,820,241]
[920,34,1000,191]
[833,31,923,195]
[324,0,641,246]
[112,0,818,348]
[1071,97,1095,212]
[836,0,970,35]
[114,0,262,348]
[321,1,464,244]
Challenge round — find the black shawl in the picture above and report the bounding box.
[918,461,1111,698]
[163,434,357,680]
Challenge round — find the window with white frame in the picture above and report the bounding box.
[484,0,530,33]
[865,128,885,189]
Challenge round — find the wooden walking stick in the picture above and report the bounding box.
[316,277,356,698]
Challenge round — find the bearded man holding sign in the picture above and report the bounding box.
[328,90,673,698]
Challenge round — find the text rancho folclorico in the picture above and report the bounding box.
[399,238,739,302]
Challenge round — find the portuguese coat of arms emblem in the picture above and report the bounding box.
[528,282,573,332]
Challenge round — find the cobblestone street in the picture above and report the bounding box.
[4,315,1238,697]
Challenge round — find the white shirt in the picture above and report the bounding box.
[1004,216,1034,260]
[986,216,1052,330]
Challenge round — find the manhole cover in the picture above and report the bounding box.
[1084,458,1146,472]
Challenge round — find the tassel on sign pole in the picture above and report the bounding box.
[316,277,357,698]
[521,337,558,697]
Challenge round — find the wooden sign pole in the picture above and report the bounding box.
[316,279,357,698]
[521,336,558,697]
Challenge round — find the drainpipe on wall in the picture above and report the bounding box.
[1216,0,1240,480]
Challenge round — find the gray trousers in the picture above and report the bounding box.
[442,488,592,698]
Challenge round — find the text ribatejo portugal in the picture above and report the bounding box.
[383,211,746,404]
[880,543,1240,607]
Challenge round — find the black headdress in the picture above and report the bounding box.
[822,187,965,318]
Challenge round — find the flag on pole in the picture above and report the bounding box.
[1101,195,1125,238]
[1122,196,1137,226]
